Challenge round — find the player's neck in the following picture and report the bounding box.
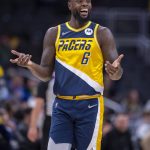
[69,16,89,29]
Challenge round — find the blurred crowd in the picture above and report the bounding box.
[103,87,150,150]
[0,65,41,150]
[0,62,150,150]
[0,0,150,150]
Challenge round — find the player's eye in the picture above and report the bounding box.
[75,0,91,4]
[86,0,91,3]
[76,0,82,3]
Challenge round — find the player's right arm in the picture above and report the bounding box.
[10,27,57,81]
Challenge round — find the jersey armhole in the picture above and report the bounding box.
[94,24,101,50]
[55,25,61,48]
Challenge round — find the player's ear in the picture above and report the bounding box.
[68,0,71,11]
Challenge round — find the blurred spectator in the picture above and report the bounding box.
[9,75,30,102]
[0,78,9,101]
[16,107,41,150]
[136,100,150,150]
[102,119,112,137]
[140,133,150,150]
[0,108,11,150]
[0,65,10,101]
[121,89,144,138]
[122,89,143,119]
[102,113,134,150]
[26,78,38,97]
[0,105,19,150]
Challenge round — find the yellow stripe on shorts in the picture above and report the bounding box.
[96,96,104,150]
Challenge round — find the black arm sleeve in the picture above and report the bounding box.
[36,81,49,100]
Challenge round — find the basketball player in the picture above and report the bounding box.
[10,0,124,149]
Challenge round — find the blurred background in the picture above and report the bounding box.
[0,0,150,150]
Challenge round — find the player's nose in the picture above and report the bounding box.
[81,0,88,7]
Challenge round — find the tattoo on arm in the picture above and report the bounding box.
[40,27,57,77]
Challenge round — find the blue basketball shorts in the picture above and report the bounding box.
[47,96,104,150]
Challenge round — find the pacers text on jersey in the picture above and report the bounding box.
[58,39,93,51]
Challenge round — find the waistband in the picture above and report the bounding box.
[56,94,101,100]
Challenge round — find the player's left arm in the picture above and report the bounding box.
[97,26,124,80]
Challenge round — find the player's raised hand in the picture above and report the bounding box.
[105,54,124,77]
[10,50,32,67]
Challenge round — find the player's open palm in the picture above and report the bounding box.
[10,50,32,67]
[105,54,124,76]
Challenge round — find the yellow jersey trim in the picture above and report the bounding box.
[94,24,101,50]
[55,25,61,48]
[66,21,92,32]
[56,94,101,100]
[96,96,104,150]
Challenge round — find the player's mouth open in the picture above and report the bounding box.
[80,9,88,16]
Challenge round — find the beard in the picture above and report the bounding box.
[72,10,90,24]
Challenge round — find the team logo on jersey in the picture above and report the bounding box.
[85,28,93,35]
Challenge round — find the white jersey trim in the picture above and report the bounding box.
[87,97,100,149]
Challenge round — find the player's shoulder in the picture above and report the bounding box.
[96,24,112,36]
[46,26,58,36]
[46,22,66,37]
[94,23,114,46]
[95,24,114,42]
[45,25,60,42]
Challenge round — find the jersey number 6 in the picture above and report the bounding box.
[81,52,91,64]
